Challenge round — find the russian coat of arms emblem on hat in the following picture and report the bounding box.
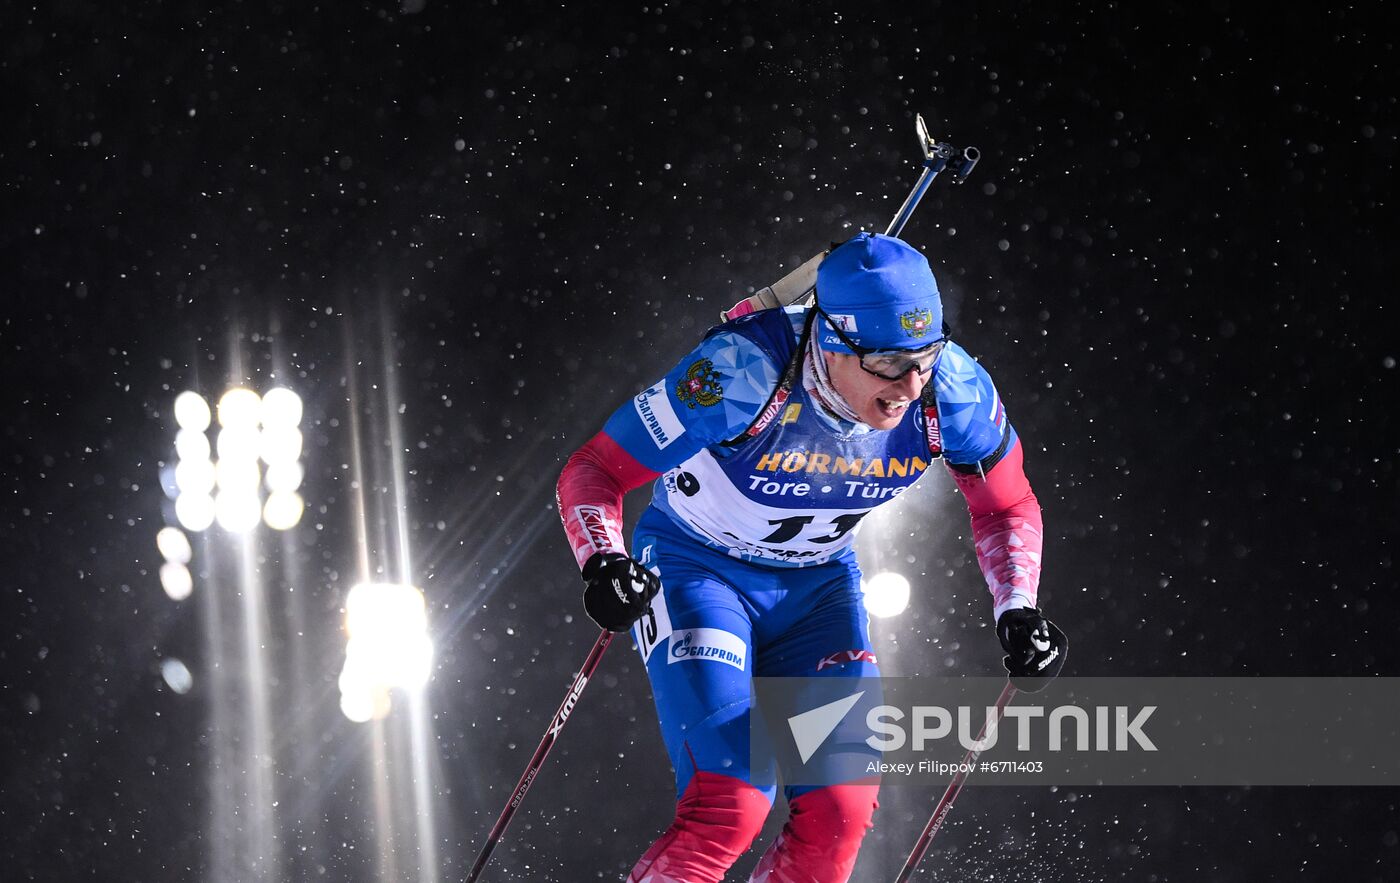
[900,308,935,339]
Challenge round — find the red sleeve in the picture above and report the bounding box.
[947,439,1044,620]
[556,430,662,570]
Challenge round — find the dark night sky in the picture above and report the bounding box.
[2,2,1397,881]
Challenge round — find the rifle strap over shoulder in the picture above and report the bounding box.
[719,251,827,322]
[920,372,944,461]
[720,309,815,448]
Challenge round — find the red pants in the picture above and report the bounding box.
[628,772,879,883]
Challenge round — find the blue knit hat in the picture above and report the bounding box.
[814,233,943,353]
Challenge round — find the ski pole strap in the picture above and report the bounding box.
[720,250,827,322]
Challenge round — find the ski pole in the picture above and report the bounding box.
[466,628,615,882]
[892,680,1018,883]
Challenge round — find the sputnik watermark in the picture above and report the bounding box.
[756,677,1400,787]
[784,694,1156,772]
[863,703,1157,753]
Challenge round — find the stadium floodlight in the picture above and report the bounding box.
[863,571,912,618]
[215,457,261,494]
[174,428,212,462]
[215,491,263,533]
[262,491,304,531]
[216,425,262,463]
[175,492,217,532]
[217,388,262,429]
[259,426,303,465]
[338,582,434,721]
[161,385,308,612]
[157,526,195,599]
[260,387,303,428]
[156,526,193,565]
[264,461,304,494]
[338,684,378,724]
[160,657,194,694]
[160,561,194,601]
[174,458,217,496]
[173,391,211,433]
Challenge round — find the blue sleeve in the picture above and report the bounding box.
[600,329,783,473]
[933,343,1020,473]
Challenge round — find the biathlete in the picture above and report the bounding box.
[556,232,1067,882]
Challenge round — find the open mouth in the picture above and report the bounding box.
[876,398,912,419]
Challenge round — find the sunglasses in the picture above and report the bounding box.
[815,306,948,381]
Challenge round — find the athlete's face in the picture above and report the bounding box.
[824,350,930,430]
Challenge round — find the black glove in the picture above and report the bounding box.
[581,551,661,632]
[996,607,1067,692]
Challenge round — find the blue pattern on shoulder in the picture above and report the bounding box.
[933,342,1018,467]
[602,323,785,473]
